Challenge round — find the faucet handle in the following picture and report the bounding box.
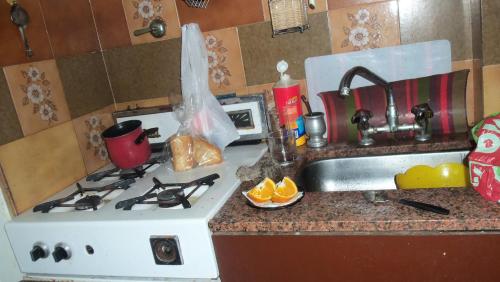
[411,103,434,124]
[351,109,373,131]
[411,103,433,142]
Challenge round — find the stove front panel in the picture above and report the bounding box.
[5,219,218,279]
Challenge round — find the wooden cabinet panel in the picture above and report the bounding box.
[213,234,500,282]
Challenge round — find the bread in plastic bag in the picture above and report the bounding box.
[169,135,222,171]
[193,137,222,166]
[179,23,239,150]
[170,135,194,171]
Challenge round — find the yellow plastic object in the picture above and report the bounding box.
[395,163,469,189]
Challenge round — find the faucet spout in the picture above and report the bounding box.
[338,66,391,97]
[337,66,433,145]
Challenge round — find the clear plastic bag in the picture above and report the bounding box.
[179,23,239,150]
[169,24,239,171]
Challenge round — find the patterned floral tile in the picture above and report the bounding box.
[3,60,71,136]
[203,27,246,94]
[482,64,500,117]
[122,0,181,45]
[72,106,114,174]
[329,1,400,53]
[452,59,483,125]
[261,0,328,21]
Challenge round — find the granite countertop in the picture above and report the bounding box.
[209,134,500,234]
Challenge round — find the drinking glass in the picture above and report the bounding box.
[268,129,296,166]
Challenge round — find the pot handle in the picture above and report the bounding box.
[135,127,159,145]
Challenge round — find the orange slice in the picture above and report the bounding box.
[247,177,276,203]
[271,177,298,203]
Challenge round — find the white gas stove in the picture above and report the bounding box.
[4,143,267,280]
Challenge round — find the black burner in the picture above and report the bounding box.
[33,178,135,213]
[157,190,181,208]
[115,174,220,210]
[75,195,103,210]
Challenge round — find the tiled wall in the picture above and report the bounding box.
[0,0,492,213]
[481,0,500,116]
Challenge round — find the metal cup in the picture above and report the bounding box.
[304,112,327,148]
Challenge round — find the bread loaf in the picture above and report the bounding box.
[193,137,222,166]
[170,135,194,171]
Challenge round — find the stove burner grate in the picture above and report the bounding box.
[85,155,164,182]
[115,173,220,210]
[33,178,135,213]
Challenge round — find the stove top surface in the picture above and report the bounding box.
[11,144,268,222]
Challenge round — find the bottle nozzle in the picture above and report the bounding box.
[276,60,289,79]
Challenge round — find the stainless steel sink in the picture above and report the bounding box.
[298,150,469,192]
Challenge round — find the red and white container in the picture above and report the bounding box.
[272,60,306,146]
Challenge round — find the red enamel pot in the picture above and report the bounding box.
[101,120,158,169]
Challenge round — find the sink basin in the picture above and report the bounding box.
[298,150,469,192]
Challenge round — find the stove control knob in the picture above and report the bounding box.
[150,237,182,265]
[30,243,49,261]
[52,243,71,262]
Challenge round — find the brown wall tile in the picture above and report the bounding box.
[470,0,482,60]
[3,59,71,136]
[0,122,86,213]
[176,0,264,32]
[40,0,99,58]
[114,97,172,111]
[57,52,114,119]
[399,0,473,61]
[0,72,23,145]
[90,0,131,50]
[0,0,53,67]
[482,64,500,117]
[328,0,386,9]
[452,59,483,125]
[262,0,328,21]
[482,0,500,65]
[239,12,331,86]
[103,38,182,104]
[238,82,275,111]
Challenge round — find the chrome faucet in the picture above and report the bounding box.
[338,66,433,146]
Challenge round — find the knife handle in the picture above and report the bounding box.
[398,199,450,215]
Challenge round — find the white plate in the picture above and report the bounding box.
[242,191,304,209]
